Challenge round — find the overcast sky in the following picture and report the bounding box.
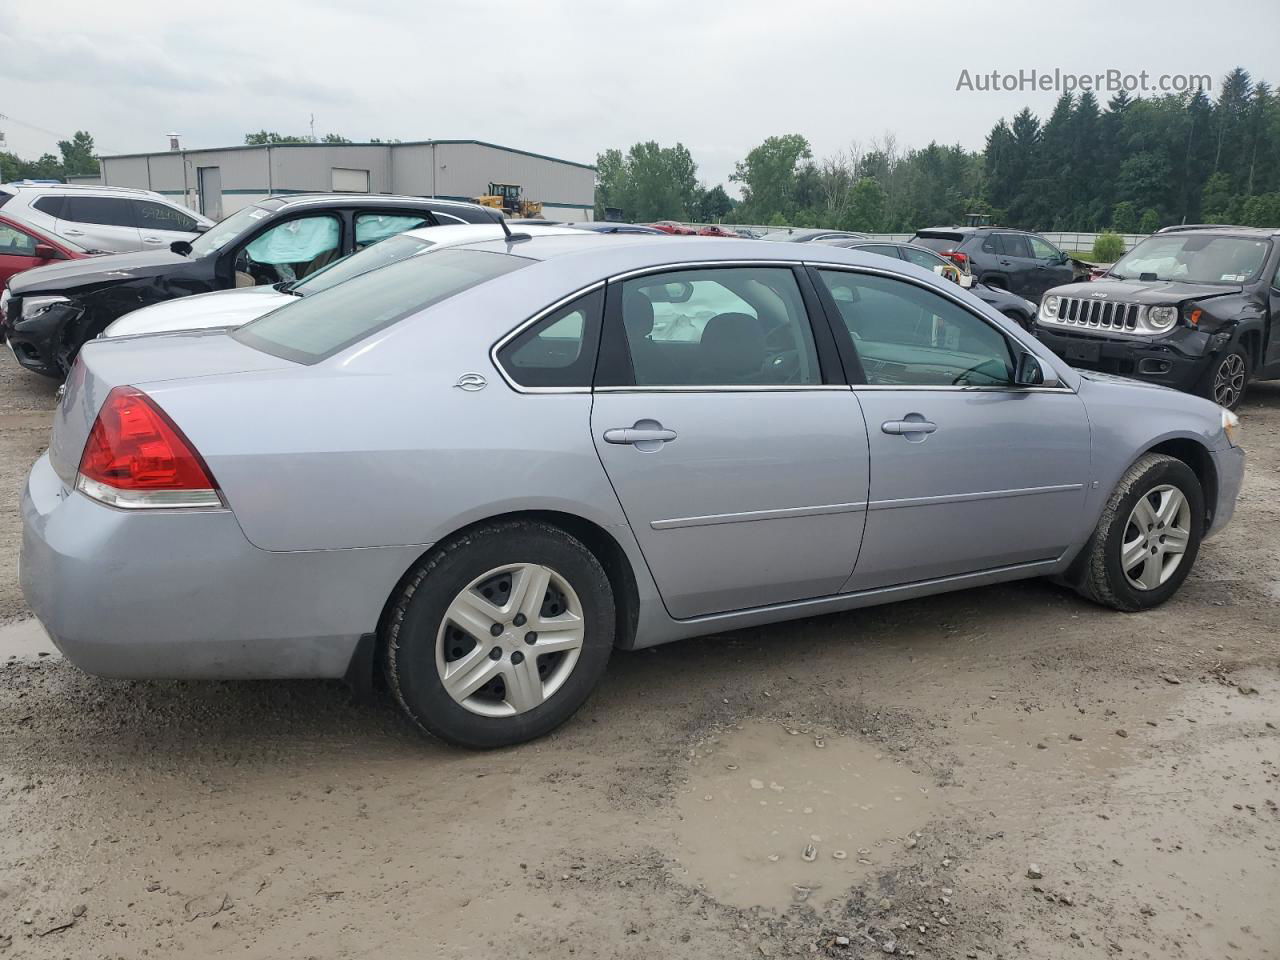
[3,0,1277,194]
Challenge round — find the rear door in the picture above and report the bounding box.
[58,195,142,252]
[992,232,1036,299]
[590,264,870,619]
[133,199,203,248]
[811,267,1091,590]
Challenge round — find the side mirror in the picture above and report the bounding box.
[33,243,64,261]
[193,224,211,234]
[170,239,193,256]
[1015,352,1059,387]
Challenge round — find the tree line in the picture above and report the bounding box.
[0,131,98,182]
[595,66,1280,232]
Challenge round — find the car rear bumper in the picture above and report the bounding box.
[20,452,424,679]
[1206,443,1245,539]
[1033,325,1215,392]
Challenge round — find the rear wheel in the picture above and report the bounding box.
[1074,454,1204,611]
[384,520,614,748]
[1001,308,1032,331]
[1200,345,1248,410]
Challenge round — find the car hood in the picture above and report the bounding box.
[1047,277,1241,305]
[1075,368,1178,392]
[104,286,293,339]
[7,248,190,295]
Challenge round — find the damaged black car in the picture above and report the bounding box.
[0,194,493,378]
[1032,225,1280,409]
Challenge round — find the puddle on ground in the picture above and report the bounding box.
[0,619,59,660]
[670,721,936,911]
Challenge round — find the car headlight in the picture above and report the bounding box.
[1221,407,1242,447]
[1040,294,1060,319]
[21,295,71,320]
[1145,305,1177,332]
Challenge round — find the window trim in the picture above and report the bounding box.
[489,281,606,394]
[804,262,1073,394]
[596,262,839,391]
[493,286,604,391]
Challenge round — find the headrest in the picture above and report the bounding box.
[698,312,764,378]
[623,289,654,339]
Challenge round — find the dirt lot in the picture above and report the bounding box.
[0,348,1276,959]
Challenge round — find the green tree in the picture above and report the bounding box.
[730,134,812,222]
[1092,232,1125,262]
[693,184,734,222]
[1138,208,1161,233]
[1111,201,1138,233]
[592,141,700,221]
[56,131,97,177]
[243,130,350,145]
[843,178,886,232]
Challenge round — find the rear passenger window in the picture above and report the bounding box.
[618,267,821,387]
[134,200,198,233]
[997,233,1032,258]
[355,213,430,248]
[64,196,135,227]
[817,270,1014,387]
[497,288,603,388]
[33,195,65,219]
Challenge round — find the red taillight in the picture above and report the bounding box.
[944,251,969,268]
[76,386,222,509]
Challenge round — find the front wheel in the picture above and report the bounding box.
[384,520,615,748]
[1073,453,1204,612]
[1200,345,1249,410]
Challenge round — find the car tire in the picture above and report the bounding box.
[1199,344,1249,410]
[1073,453,1204,612]
[384,519,615,749]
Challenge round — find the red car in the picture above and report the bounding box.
[648,220,698,236]
[0,212,92,297]
[697,224,741,237]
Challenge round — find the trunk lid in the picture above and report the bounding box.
[50,330,295,485]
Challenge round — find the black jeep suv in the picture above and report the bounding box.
[1033,225,1280,410]
[912,226,1081,303]
[1,193,494,377]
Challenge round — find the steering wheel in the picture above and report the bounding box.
[951,359,1007,386]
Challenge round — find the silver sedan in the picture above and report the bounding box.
[21,235,1244,747]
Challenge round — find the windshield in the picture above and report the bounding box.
[187,206,269,257]
[1110,234,1271,284]
[290,234,435,297]
[233,247,529,364]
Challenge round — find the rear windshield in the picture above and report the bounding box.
[290,234,435,297]
[912,233,965,253]
[233,247,529,363]
[1109,234,1271,284]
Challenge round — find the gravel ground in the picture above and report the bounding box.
[0,348,1276,959]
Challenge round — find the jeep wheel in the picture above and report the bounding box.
[1202,345,1248,410]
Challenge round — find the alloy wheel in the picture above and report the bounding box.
[1213,353,1246,408]
[1120,484,1192,591]
[436,563,585,717]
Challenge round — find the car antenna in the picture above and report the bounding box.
[495,212,531,244]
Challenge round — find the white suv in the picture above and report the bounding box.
[0,183,213,254]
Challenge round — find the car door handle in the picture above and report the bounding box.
[63,228,85,236]
[882,417,937,436]
[603,426,677,445]
[142,236,165,244]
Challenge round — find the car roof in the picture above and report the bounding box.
[258,194,489,212]
[396,223,585,244]
[1154,224,1279,238]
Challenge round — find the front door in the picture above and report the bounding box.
[1026,235,1076,302]
[0,220,56,289]
[811,267,1091,591]
[591,265,870,619]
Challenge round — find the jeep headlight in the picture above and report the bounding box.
[1221,407,1242,447]
[21,295,71,320]
[1040,295,1060,320]
[1145,305,1177,332]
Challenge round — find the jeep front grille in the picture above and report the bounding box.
[1050,297,1140,331]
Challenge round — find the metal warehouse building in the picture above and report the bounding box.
[90,140,596,222]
